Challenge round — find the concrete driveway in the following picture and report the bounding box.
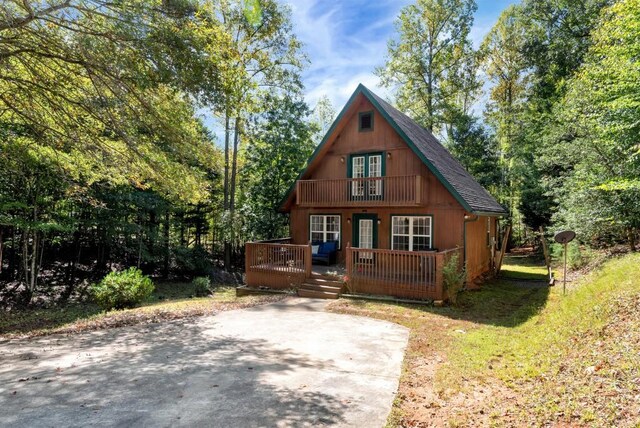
[0,298,409,427]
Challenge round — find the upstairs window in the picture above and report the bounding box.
[358,111,373,132]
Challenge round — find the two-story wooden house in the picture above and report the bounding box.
[245,84,507,301]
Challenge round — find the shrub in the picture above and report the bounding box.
[192,276,211,297]
[91,267,155,310]
[443,253,466,305]
[551,242,594,270]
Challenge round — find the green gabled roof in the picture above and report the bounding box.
[280,84,507,215]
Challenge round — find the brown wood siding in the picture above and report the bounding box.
[286,93,497,287]
[290,96,462,213]
[289,206,466,260]
[464,216,497,281]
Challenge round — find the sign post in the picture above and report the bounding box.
[554,230,576,295]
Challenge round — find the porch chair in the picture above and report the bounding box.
[311,241,338,265]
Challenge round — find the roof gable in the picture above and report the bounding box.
[281,84,506,215]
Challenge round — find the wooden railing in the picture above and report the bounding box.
[296,175,423,207]
[345,246,462,301]
[245,240,312,290]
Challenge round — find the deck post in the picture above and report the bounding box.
[305,240,312,278]
[435,251,445,300]
[415,175,422,204]
[245,242,252,286]
[345,242,352,293]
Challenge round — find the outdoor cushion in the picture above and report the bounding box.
[312,241,338,265]
[319,241,337,254]
[312,245,320,254]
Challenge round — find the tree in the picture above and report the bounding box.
[549,0,640,250]
[446,114,500,190]
[376,0,478,136]
[240,93,316,240]
[0,0,228,303]
[480,5,527,195]
[311,95,336,143]
[197,0,306,269]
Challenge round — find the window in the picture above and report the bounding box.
[368,155,382,196]
[310,215,341,247]
[349,152,384,200]
[351,156,365,196]
[358,111,373,131]
[391,216,432,251]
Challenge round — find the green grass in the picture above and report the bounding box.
[499,254,550,280]
[330,253,640,426]
[440,252,640,426]
[0,283,282,338]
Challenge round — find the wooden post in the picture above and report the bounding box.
[305,240,312,278]
[435,251,445,300]
[345,242,352,293]
[295,181,301,206]
[244,242,252,286]
[495,225,511,275]
[415,175,422,204]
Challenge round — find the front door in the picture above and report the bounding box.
[353,214,378,261]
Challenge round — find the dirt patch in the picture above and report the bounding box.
[1,293,285,340]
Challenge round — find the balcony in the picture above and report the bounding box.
[295,175,423,207]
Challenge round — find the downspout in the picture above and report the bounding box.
[463,213,479,288]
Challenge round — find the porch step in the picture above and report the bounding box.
[305,277,344,288]
[311,272,344,281]
[298,287,340,299]
[298,280,343,299]
[300,282,342,293]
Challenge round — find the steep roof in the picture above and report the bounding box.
[281,84,507,215]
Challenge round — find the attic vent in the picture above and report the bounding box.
[359,111,373,132]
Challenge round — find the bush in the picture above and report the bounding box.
[551,242,594,270]
[91,268,155,310]
[443,253,466,305]
[192,276,211,297]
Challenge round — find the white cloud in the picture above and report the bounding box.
[288,0,409,110]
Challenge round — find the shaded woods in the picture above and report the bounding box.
[0,0,323,306]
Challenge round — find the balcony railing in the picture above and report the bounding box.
[296,175,423,207]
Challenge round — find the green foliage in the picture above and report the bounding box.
[443,254,466,305]
[546,0,640,249]
[376,0,478,134]
[551,243,596,271]
[446,114,500,190]
[173,246,214,276]
[91,268,155,311]
[191,277,212,297]
[240,93,316,240]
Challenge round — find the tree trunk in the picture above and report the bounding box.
[9,227,17,280]
[163,210,170,279]
[0,227,3,274]
[225,117,241,270]
[629,227,637,252]
[223,114,230,210]
[230,117,240,212]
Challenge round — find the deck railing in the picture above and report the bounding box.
[296,175,423,207]
[345,246,462,301]
[245,239,312,289]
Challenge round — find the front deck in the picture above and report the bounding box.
[245,239,461,301]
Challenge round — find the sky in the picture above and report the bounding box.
[287,0,517,111]
[201,0,517,139]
